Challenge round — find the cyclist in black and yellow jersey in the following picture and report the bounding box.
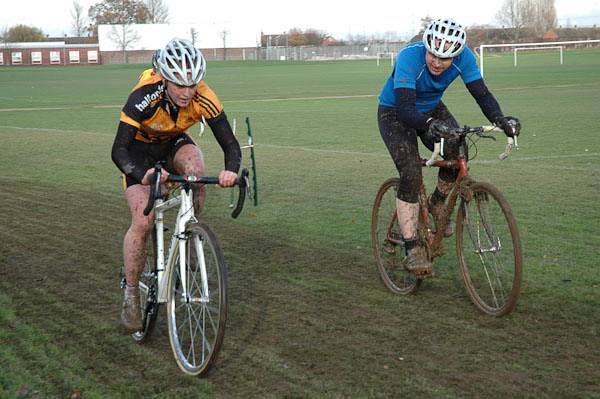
[111,38,241,332]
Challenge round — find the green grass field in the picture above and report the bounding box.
[1,48,599,398]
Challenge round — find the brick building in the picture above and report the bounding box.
[0,42,100,66]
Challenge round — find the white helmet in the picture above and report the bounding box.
[423,18,466,58]
[158,38,206,86]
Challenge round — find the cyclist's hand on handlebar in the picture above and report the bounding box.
[495,116,521,137]
[218,170,238,187]
[427,118,452,141]
[141,168,170,185]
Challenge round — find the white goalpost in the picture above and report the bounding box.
[376,52,394,66]
[478,39,600,77]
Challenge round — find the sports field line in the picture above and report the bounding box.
[0,106,74,113]
[2,125,598,163]
[2,81,600,114]
[261,143,599,163]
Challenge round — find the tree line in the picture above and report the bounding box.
[1,0,168,42]
[0,0,587,46]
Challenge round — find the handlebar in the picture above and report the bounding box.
[143,165,249,218]
[425,125,518,166]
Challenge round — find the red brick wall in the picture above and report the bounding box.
[0,46,100,66]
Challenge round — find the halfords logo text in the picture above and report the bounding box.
[135,85,164,112]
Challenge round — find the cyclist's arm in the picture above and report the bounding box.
[394,88,431,131]
[466,79,504,123]
[111,121,147,183]
[207,111,242,174]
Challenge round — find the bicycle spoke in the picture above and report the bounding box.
[168,223,227,375]
[457,183,522,316]
[371,178,421,294]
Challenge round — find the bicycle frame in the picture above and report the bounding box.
[418,126,516,259]
[153,186,201,304]
[418,136,477,259]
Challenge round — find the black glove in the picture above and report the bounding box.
[495,116,521,137]
[426,118,451,141]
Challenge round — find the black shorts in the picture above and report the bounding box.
[124,134,196,188]
[377,102,464,202]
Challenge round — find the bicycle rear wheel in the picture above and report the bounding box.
[167,222,228,376]
[132,228,159,343]
[456,182,522,316]
[371,178,421,294]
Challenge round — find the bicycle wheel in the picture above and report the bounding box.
[132,228,159,342]
[371,178,421,294]
[167,222,228,376]
[456,182,522,316]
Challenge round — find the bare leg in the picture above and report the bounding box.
[123,185,154,286]
[396,198,432,274]
[121,184,154,331]
[396,198,419,241]
[173,144,205,216]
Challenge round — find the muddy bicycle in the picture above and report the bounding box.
[371,125,522,316]
[120,163,248,375]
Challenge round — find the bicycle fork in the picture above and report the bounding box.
[175,188,210,304]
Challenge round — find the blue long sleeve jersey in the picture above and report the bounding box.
[378,42,503,130]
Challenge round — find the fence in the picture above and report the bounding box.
[260,43,406,61]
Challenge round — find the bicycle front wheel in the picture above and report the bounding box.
[456,182,522,316]
[167,222,228,376]
[371,178,421,294]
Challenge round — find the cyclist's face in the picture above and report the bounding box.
[425,51,453,75]
[165,80,196,107]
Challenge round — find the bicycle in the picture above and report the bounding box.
[120,163,249,375]
[371,125,522,317]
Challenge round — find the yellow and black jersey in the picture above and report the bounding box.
[120,71,223,143]
[136,67,157,81]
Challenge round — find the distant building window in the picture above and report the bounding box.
[12,52,22,64]
[50,51,61,64]
[0,53,3,65]
[69,50,80,64]
[87,50,98,63]
[31,51,42,64]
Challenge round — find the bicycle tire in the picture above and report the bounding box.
[456,181,522,316]
[371,178,421,294]
[167,222,228,376]
[132,228,160,343]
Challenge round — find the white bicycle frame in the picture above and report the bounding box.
[152,187,207,304]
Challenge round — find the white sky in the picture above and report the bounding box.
[1,0,600,38]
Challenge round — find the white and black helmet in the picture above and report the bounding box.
[423,18,466,58]
[157,38,206,86]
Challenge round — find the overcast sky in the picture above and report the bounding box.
[1,0,599,38]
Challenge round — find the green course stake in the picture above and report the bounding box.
[245,117,258,206]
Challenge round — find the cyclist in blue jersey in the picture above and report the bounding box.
[377,18,520,276]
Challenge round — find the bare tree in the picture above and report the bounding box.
[190,27,198,46]
[109,24,140,63]
[0,25,8,46]
[420,15,433,31]
[71,1,87,36]
[145,0,169,23]
[496,0,557,39]
[221,29,228,60]
[538,0,557,32]
[496,0,525,39]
